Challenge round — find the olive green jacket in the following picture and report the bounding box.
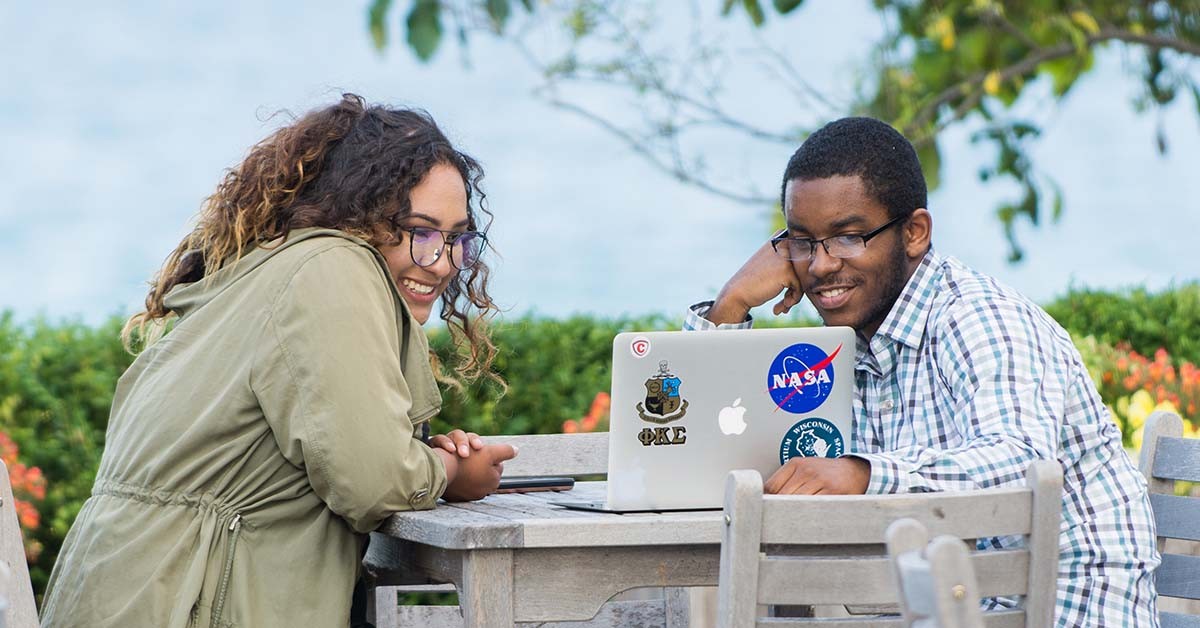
[40,229,448,628]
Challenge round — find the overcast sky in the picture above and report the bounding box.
[2,1,1197,326]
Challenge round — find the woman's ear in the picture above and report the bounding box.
[904,208,932,260]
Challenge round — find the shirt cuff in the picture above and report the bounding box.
[847,452,908,494]
[684,300,754,331]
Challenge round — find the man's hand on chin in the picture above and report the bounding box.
[763,457,871,495]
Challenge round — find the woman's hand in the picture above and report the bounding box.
[429,429,485,458]
[442,443,519,502]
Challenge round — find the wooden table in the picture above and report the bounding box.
[366,481,725,627]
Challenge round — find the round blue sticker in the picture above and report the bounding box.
[779,418,845,464]
[766,342,840,414]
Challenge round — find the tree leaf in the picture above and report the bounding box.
[405,0,443,62]
[486,0,511,32]
[721,0,737,16]
[772,0,804,13]
[743,0,766,26]
[368,0,394,51]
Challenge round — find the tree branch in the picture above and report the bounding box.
[542,96,772,205]
[908,26,1200,142]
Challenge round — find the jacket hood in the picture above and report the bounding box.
[164,228,397,319]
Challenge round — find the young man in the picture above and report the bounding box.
[688,117,1159,626]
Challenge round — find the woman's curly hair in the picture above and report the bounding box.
[124,93,503,391]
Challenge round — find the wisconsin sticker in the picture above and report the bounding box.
[779,418,845,464]
[766,342,841,414]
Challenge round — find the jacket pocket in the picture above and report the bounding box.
[209,513,243,628]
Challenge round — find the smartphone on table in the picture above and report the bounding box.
[495,476,575,494]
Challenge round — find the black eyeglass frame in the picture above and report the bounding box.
[391,223,489,270]
[770,212,911,261]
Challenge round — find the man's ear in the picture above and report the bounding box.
[904,208,932,260]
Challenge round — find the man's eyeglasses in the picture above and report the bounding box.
[770,213,909,262]
[393,225,487,270]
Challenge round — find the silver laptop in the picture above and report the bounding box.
[559,327,856,512]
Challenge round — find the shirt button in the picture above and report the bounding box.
[880,399,895,411]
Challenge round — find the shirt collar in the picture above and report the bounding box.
[873,247,943,351]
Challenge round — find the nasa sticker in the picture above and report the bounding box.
[766,342,842,414]
[779,418,845,464]
[630,336,652,359]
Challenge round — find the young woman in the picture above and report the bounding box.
[39,94,515,628]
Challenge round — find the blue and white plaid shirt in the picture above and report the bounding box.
[686,248,1160,626]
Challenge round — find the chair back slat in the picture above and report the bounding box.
[1158,553,1200,601]
[719,461,1063,627]
[0,461,37,628]
[1161,611,1200,628]
[1151,493,1200,542]
[759,488,1032,545]
[489,432,607,477]
[1153,437,1200,483]
[756,550,1028,606]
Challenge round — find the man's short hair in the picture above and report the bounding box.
[781,117,928,219]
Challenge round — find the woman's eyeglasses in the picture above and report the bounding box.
[394,225,487,270]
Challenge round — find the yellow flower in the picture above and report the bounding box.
[983,71,1001,96]
[1069,11,1101,36]
[1125,390,1157,431]
[930,15,956,51]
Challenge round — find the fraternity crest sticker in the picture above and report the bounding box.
[766,342,842,414]
[779,418,845,464]
[636,360,689,424]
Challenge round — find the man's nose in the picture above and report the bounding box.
[807,243,843,276]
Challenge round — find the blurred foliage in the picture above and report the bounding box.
[3,284,1198,595]
[367,0,1200,263]
[0,432,48,564]
[1044,282,1200,367]
[0,312,134,597]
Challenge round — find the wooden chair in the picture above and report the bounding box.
[716,460,1063,628]
[366,432,690,627]
[887,518,985,628]
[1137,410,1200,627]
[0,460,38,628]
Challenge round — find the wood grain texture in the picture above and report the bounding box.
[718,470,765,628]
[758,488,1032,545]
[511,545,719,622]
[1152,494,1200,543]
[718,463,1061,628]
[459,549,514,628]
[926,536,986,628]
[886,518,933,623]
[753,550,1026,606]
[1141,412,1185,495]
[1154,437,1200,483]
[489,433,608,477]
[1024,459,1064,628]
[1161,611,1200,628]
[0,462,37,628]
[1159,553,1200,601]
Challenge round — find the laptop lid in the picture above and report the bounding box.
[603,327,855,511]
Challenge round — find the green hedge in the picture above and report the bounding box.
[1044,283,1200,366]
[0,282,1194,597]
[0,313,134,594]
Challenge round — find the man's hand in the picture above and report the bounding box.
[763,457,871,495]
[707,239,803,325]
[429,429,485,458]
[442,443,518,502]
